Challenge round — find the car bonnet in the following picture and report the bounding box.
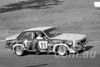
[50,33,86,41]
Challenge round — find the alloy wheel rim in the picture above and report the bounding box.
[16,47,22,55]
[58,46,66,55]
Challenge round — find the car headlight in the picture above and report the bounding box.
[66,40,73,45]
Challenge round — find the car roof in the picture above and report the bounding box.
[24,26,55,31]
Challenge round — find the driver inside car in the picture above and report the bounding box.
[36,32,44,39]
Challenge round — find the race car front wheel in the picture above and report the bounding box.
[57,45,69,56]
[15,46,25,56]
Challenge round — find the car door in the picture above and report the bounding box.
[38,40,48,50]
[17,31,35,50]
[35,31,48,50]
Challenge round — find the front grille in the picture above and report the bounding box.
[77,38,87,45]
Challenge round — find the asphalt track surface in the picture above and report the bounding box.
[0,41,100,67]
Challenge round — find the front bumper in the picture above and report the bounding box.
[69,45,87,53]
[5,43,11,48]
[70,40,89,53]
[5,41,13,49]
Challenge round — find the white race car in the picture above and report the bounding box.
[6,26,88,56]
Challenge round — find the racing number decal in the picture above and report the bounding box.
[39,41,48,49]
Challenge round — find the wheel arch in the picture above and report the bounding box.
[13,44,26,51]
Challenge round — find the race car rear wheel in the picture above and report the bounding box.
[15,46,25,56]
[57,45,69,56]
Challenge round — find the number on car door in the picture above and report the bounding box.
[38,41,48,49]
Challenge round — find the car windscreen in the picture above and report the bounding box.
[44,28,61,38]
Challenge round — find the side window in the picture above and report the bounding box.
[20,32,32,40]
[35,31,47,40]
